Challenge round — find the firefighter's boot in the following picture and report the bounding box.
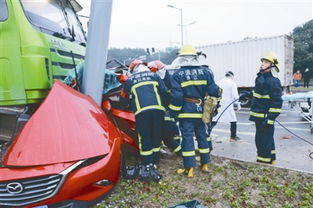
[138,164,151,182]
[124,164,140,179]
[201,164,210,173]
[176,168,194,177]
[149,164,162,182]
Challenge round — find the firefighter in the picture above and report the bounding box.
[120,59,167,181]
[169,45,221,177]
[148,60,181,154]
[249,53,282,164]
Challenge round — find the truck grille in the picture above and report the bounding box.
[0,174,63,207]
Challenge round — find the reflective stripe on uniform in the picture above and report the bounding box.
[257,156,271,162]
[267,120,274,125]
[138,134,142,151]
[153,83,162,106]
[174,136,181,140]
[178,113,203,118]
[152,147,161,152]
[140,150,153,156]
[174,145,182,153]
[138,134,153,156]
[207,137,212,141]
[135,105,165,115]
[181,80,207,88]
[182,151,195,157]
[198,148,210,154]
[165,116,175,122]
[269,108,281,113]
[131,81,160,113]
[169,104,182,111]
[250,111,266,118]
[253,91,270,99]
[271,150,276,154]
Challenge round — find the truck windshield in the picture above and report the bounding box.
[20,0,86,43]
[0,0,8,21]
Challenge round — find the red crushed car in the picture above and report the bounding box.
[0,81,137,207]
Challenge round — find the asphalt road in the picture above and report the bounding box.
[210,103,313,173]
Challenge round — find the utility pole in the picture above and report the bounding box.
[82,0,113,105]
[168,5,184,46]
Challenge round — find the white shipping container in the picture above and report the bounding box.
[196,35,294,88]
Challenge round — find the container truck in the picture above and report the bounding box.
[196,35,294,106]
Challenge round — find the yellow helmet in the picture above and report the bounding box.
[261,52,280,71]
[179,44,197,56]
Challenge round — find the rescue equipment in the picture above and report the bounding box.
[202,96,220,124]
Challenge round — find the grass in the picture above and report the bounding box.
[95,154,313,208]
[290,86,313,93]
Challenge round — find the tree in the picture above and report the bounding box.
[107,47,179,65]
[292,19,313,72]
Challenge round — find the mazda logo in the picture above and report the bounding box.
[6,182,24,194]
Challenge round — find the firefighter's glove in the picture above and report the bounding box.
[118,74,129,84]
[169,110,179,120]
[262,119,273,128]
[213,102,221,116]
[239,92,251,101]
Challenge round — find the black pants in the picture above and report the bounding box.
[230,122,237,138]
[162,120,181,152]
[304,79,310,88]
[207,121,237,138]
[255,120,276,163]
[135,110,164,165]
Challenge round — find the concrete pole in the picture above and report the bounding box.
[180,8,183,46]
[82,0,113,105]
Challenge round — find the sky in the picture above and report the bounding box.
[77,0,313,50]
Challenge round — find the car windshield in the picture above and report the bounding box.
[20,0,86,43]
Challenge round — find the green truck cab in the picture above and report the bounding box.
[0,0,86,143]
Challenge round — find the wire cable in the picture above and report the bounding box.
[209,98,313,159]
[276,120,313,159]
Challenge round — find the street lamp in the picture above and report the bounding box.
[178,21,196,43]
[168,4,183,46]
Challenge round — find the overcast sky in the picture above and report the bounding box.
[77,0,313,50]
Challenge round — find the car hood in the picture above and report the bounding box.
[3,81,111,166]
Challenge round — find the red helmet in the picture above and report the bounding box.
[129,59,143,72]
[148,60,165,72]
[154,60,165,70]
[148,61,158,72]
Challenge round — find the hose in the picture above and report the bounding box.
[210,98,313,160]
[207,98,239,131]
[276,120,313,160]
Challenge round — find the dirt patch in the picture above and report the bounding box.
[96,152,313,208]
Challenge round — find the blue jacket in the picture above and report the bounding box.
[249,71,283,125]
[169,66,221,119]
[121,71,167,115]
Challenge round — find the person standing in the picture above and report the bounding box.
[120,59,167,181]
[292,70,302,88]
[169,44,221,177]
[249,53,282,164]
[303,68,310,88]
[211,71,241,142]
[148,60,182,154]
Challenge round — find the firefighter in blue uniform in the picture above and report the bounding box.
[121,59,167,181]
[169,45,221,177]
[148,60,182,154]
[249,53,282,164]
